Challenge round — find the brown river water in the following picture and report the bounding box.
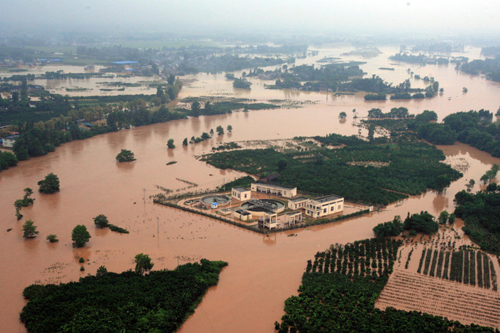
[1,46,500,332]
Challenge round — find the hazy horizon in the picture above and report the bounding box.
[1,0,500,37]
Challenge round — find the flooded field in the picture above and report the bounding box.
[1,46,500,332]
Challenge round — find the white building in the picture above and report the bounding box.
[232,187,251,201]
[288,197,308,210]
[251,182,297,198]
[2,134,19,148]
[305,195,344,218]
[259,211,278,229]
[284,211,303,226]
[233,209,251,221]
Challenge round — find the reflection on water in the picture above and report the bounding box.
[1,46,500,333]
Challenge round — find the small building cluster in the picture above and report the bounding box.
[230,181,344,230]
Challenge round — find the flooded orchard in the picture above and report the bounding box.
[1,46,500,332]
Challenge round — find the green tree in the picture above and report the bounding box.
[278,160,288,172]
[38,173,60,194]
[448,214,456,224]
[46,234,58,243]
[72,225,91,248]
[23,187,34,206]
[339,112,347,119]
[438,210,449,224]
[368,125,375,142]
[182,138,188,146]
[14,199,23,220]
[93,214,110,228]
[227,125,232,133]
[191,100,200,117]
[116,149,135,162]
[96,265,108,277]
[156,86,164,98]
[216,125,224,135]
[167,139,175,149]
[23,220,39,238]
[167,74,175,85]
[134,253,154,275]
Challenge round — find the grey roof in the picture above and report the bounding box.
[254,182,296,190]
[5,134,19,140]
[289,197,308,202]
[235,209,251,216]
[232,187,249,192]
[312,195,343,203]
[286,211,302,215]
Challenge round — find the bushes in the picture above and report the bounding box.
[115,149,135,162]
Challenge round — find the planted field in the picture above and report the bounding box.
[415,247,497,290]
[377,270,500,329]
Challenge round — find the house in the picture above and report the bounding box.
[0,123,10,130]
[305,195,344,218]
[231,187,251,201]
[251,182,297,198]
[288,197,308,210]
[284,211,303,226]
[2,134,19,148]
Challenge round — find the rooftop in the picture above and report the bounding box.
[311,194,343,203]
[286,211,302,215]
[289,197,308,202]
[235,209,251,216]
[113,61,139,65]
[5,134,19,140]
[254,182,296,190]
[232,187,249,192]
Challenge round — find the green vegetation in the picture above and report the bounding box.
[202,134,462,205]
[94,214,129,234]
[403,211,439,234]
[212,142,241,151]
[276,237,497,333]
[20,259,228,333]
[22,220,39,238]
[38,173,60,194]
[71,225,91,248]
[93,214,110,228]
[480,164,499,184]
[373,216,404,237]
[115,149,135,162]
[0,151,18,172]
[134,253,154,275]
[167,139,175,149]
[46,234,58,243]
[233,78,251,89]
[219,176,254,190]
[367,107,411,119]
[459,57,500,82]
[455,190,500,254]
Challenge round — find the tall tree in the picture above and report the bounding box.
[72,225,91,248]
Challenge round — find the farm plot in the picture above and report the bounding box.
[376,270,500,329]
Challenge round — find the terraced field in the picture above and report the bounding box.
[377,270,500,329]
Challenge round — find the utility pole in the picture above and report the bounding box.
[157,217,159,234]
[143,188,146,202]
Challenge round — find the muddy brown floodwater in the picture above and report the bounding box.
[1,46,500,333]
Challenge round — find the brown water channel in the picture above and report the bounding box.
[1,46,500,332]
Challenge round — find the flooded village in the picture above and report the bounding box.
[1,27,500,333]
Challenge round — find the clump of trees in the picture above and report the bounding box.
[0,151,18,172]
[167,139,175,149]
[403,211,439,234]
[455,190,500,254]
[38,173,60,194]
[93,214,129,234]
[20,259,228,333]
[115,149,135,162]
[46,234,58,243]
[373,216,404,237]
[480,164,499,184]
